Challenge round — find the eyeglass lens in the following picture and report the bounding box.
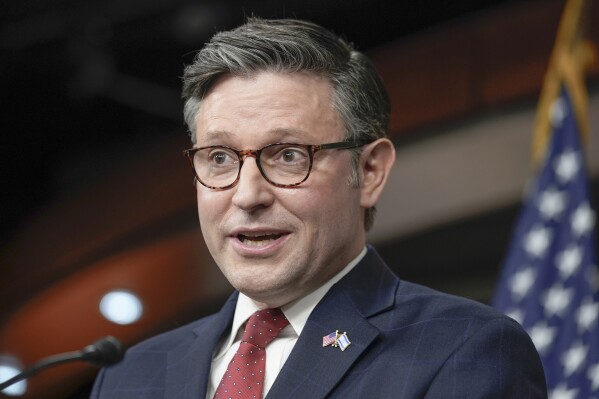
[193,144,312,188]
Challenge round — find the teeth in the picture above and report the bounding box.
[242,238,276,247]
[238,233,281,246]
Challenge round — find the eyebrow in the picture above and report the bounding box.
[201,129,234,139]
[195,130,233,147]
[199,128,309,145]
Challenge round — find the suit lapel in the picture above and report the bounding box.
[267,247,398,399]
[164,293,238,399]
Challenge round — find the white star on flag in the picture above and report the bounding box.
[549,383,578,399]
[524,226,552,258]
[575,298,599,332]
[509,267,536,300]
[555,245,583,279]
[561,341,588,377]
[588,363,599,391]
[542,284,574,317]
[550,97,567,128]
[554,149,580,183]
[538,187,567,220]
[571,202,596,237]
[528,322,557,355]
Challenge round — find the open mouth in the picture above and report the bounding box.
[237,233,285,247]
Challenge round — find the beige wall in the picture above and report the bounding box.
[370,90,599,244]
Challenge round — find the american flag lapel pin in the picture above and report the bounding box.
[337,332,351,351]
[322,330,339,347]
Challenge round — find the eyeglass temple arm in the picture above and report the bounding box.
[316,141,362,150]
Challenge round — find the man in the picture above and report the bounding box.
[92,18,547,398]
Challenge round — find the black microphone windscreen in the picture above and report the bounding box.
[82,336,125,367]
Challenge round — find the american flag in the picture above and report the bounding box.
[322,331,338,347]
[492,87,599,398]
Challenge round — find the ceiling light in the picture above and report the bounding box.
[0,357,26,396]
[99,290,143,325]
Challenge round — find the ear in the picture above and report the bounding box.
[359,138,396,208]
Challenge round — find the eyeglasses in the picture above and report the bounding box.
[183,141,362,190]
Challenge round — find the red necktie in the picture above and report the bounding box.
[213,308,289,399]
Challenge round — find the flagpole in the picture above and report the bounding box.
[531,0,596,166]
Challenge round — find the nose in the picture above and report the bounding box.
[231,157,275,212]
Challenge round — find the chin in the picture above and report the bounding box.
[235,276,297,303]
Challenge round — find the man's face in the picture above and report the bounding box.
[193,71,366,307]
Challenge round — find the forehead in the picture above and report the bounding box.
[194,71,344,145]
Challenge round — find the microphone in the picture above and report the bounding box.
[80,336,125,366]
[0,336,125,391]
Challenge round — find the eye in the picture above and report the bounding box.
[282,149,298,162]
[274,146,309,163]
[208,149,236,165]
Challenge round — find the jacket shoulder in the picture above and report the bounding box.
[394,279,512,322]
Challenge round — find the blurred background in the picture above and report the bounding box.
[1,0,598,397]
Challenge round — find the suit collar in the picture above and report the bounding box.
[281,246,368,336]
[161,247,398,399]
[164,292,238,399]
[266,246,398,399]
[332,245,398,318]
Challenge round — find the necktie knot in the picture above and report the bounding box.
[241,308,289,348]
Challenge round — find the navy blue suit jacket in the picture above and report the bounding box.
[92,247,547,398]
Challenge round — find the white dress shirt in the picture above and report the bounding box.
[205,247,367,399]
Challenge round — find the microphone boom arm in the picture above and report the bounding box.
[0,336,124,391]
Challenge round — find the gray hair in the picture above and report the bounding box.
[182,17,390,231]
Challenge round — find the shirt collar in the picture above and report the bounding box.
[281,246,366,336]
[215,247,367,358]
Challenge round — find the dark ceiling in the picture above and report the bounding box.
[1,0,521,243]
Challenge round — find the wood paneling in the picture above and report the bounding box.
[370,0,599,138]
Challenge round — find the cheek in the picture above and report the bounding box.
[197,186,226,210]
[196,190,228,234]
[283,183,356,229]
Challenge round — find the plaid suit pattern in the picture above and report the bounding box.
[92,246,547,398]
